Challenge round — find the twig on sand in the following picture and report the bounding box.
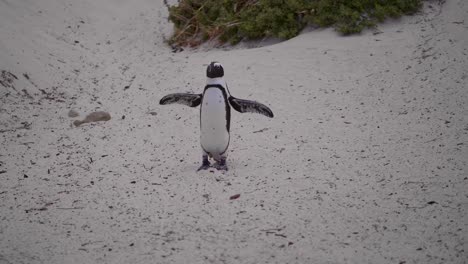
[260,227,284,232]
[253,128,269,133]
[0,122,32,133]
[424,136,442,143]
[229,194,240,200]
[25,207,48,213]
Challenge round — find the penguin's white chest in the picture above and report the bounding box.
[200,87,229,156]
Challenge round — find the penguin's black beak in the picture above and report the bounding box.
[206,61,224,78]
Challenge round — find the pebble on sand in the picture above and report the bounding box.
[68,109,80,118]
[73,111,111,127]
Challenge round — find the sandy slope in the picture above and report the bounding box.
[0,0,467,263]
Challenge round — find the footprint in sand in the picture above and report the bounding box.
[73,111,111,127]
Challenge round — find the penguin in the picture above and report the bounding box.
[160,62,273,171]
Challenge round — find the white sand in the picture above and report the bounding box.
[0,0,467,263]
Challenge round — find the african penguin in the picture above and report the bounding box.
[160,62,273,171]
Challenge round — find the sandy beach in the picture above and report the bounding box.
[0,0,467,263]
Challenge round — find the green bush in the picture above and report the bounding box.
[168,0,422,46]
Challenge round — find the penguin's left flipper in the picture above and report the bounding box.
[159,93,202,107]
[228,96,274,118]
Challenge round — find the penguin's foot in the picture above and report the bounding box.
[214,158,228,171]
[197,156,211,171]
[214,163,228,171]
[197,164,211,171]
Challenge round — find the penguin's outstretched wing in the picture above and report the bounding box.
[159,93,202,107]
[228,96,274,118]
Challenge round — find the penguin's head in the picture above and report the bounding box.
[206,61,224,78]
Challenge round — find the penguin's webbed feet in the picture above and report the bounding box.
[197,155,211,171]
[214,163,228,171]
[197,164,211,171]
[197,154,228,171]
[214,157,228,171]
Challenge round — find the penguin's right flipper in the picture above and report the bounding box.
[228,96,274,118]
[160,93,202,107]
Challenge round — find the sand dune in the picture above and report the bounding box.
[0,0,467,263]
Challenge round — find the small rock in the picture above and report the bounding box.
[68,109,80,118]
[230,194,240,200]
[74,111,111,127]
